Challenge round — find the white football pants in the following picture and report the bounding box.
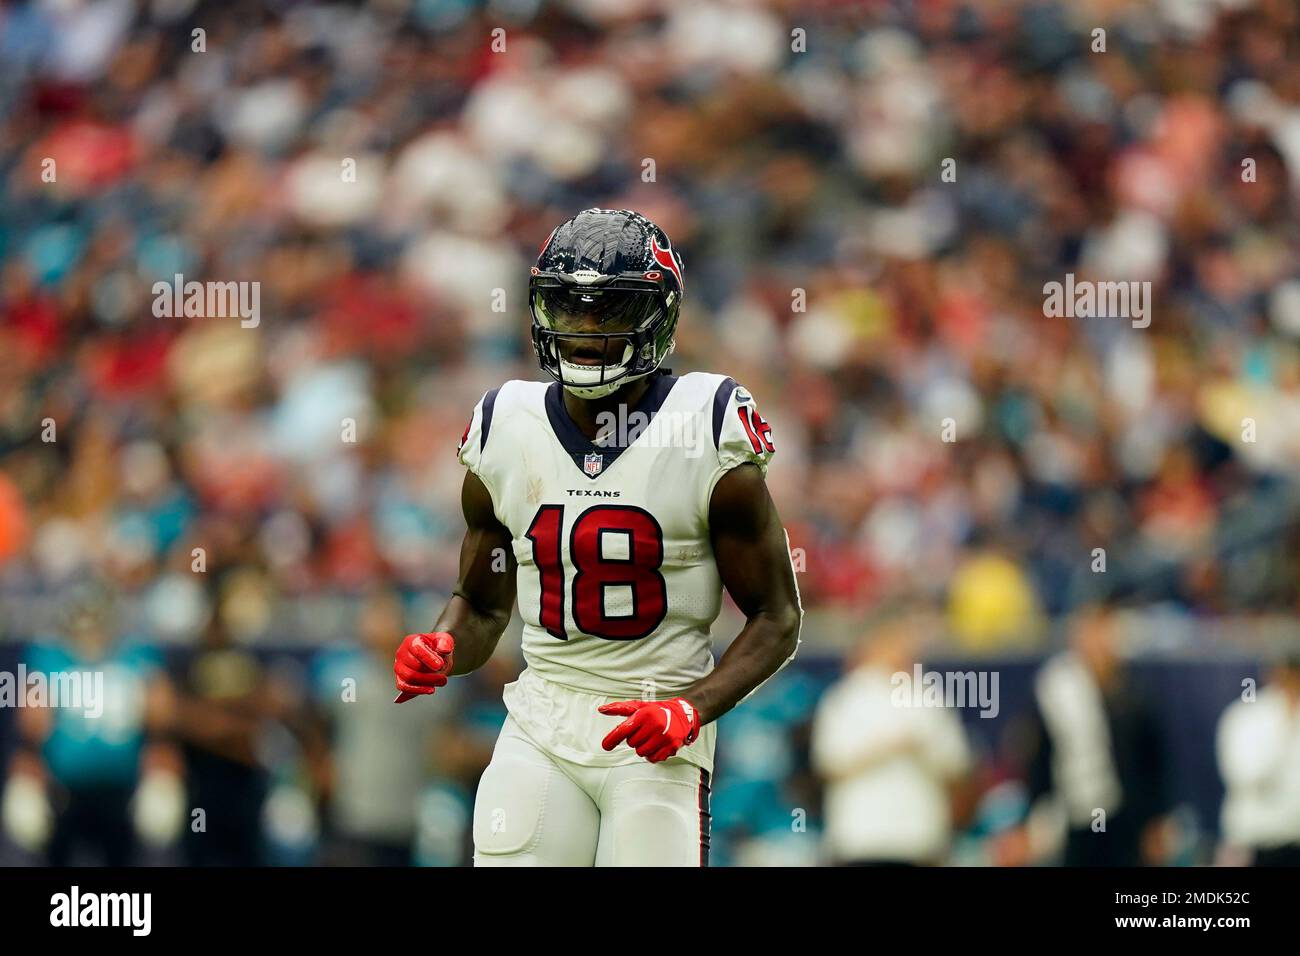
[472,715,712,866]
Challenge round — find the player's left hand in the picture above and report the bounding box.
[598,698,701,763]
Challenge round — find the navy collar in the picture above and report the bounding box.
[544,371,678,480]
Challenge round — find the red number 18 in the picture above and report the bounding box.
[524,505,668,641]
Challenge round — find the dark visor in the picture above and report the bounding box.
[532,287,662,335]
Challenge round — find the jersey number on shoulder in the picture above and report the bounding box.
[738,405,774,454]
[524,504,668,641]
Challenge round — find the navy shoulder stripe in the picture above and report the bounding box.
[712,377,739,449]
[481,387,501,453]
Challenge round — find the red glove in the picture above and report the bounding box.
[598,698,701,763]
[393,632,455,703]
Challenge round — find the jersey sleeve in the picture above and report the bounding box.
[712,378,776,478]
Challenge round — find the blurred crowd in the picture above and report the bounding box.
[1,0,1300,865]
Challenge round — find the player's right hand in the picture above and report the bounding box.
[393,632,455,703]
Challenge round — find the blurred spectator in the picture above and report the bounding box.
[167,614,275,866]
[1018,606,1174,866]
[1215,648,1300,867]
[946,543,1045,651]
[311,588,445,867]
[5,581,169,865]
[811,614,971,865]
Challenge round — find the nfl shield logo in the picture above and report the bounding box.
[583,452,603,477]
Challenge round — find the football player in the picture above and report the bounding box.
[394,208,802,866]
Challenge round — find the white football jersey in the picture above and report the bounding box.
[457,370,783,770]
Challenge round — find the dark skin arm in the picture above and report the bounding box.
[434,469,517,676]
[682,463,802,725]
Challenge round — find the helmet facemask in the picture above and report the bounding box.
[530,283,676,399]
